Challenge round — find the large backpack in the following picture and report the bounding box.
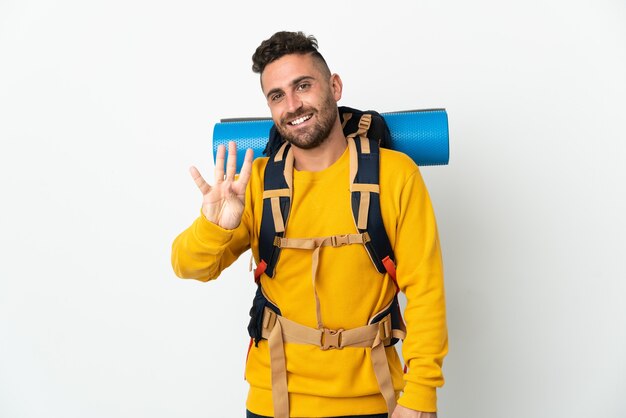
[247,106,406,418]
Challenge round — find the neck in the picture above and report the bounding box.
[291,120,347,172]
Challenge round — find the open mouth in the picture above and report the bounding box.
[288,114,313,126]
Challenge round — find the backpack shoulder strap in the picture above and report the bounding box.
[255,142,293,281]
[345,112,398,289]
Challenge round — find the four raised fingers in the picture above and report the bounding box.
[190,142,253,196]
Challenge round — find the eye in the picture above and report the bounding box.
[270,92,284,102]
[296,82,311,91]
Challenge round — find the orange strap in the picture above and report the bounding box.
[382,255,399,292]
[253,260,267,283]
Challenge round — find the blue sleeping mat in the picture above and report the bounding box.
[212,109,449,171]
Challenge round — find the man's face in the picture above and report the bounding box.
[261,53,342,150]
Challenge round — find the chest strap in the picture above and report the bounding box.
[275,233,369,330]
[261,305,406,418]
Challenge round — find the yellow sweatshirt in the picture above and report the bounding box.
[171,146,447,416]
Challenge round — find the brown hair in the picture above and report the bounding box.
[252,31,330,76]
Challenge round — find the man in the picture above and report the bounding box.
[171,31,447,418]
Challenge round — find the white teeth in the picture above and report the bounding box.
[290,115,311,125]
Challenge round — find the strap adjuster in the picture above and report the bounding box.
[378,316,391,342]
[263,309,277,331]
[321,328,344,350]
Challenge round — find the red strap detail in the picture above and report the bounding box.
[254,260,267,283]
[382,256,399,292]
[404,364,408,374]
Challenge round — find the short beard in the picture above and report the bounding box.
[276,93,338,150]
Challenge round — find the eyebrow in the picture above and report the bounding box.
[265,75,315,100]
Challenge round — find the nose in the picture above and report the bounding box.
[285,92,303,114]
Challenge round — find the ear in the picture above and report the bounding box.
[330,73,343,101]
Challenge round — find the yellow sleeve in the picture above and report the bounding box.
[395,168,448,412]
[170,211,250,281]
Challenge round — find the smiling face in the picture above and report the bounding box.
[261,53,342,150]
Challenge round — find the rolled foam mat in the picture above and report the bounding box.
[212,108,449,171]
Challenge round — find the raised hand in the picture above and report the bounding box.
[190,141,254,230]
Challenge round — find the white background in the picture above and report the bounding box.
[1,1,625,417]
